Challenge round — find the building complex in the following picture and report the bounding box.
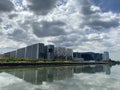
[3,43,109,61]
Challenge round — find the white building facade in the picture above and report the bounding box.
[102,52,109,60]
[54,47,73,60]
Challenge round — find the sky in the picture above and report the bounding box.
[0,0,120,60]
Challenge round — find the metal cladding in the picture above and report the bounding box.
[54,47,66,59]
[17,48,26,58]
[73,52,103,61]
[102,52,109,60]
[66,48,73,60]
[10,51,17,58]
[38,43,45,58]
[4,52,10,58]
[26,43,45,59]
[26,45,32,59]
[45,45,54,60]
[54,47,73,60]
[3,42,109,61]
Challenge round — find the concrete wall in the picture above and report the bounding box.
[102,52,109,60]
[38,43,45,59]
[73,52,103,61]
[26,44,38,59]
[10,51,17,58]
[26,45,32,59]
[17,48,26,58]
[54,47,66,59]
[45,45,54,60]
[54,47,73,60]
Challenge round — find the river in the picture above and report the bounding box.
[0,65,120,90]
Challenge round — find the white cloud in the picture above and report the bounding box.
[0,0,120,59]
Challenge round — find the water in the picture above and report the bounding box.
[0,65,120,90]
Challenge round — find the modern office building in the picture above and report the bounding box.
[3,42,109,61]
[10,51,17,58]
[73,52,103,61]
[38,43,45,59]
[65,48,73,60]
[26,43,45,59]
[94,53,103,61]
[102,52,109,60]
[4,52,10,58]
[4,51,16,58]
[16,48,26,58]
[45,45,54,60]
[54,47,73,60]
[54,47,66,60]
[26,45,33,59]
[4,43,45,59]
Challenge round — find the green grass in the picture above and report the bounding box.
[0,58,74,63]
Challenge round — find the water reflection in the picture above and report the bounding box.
[0,65,111,85]
[74,65,111,75]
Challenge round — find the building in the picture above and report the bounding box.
[4,52,10,58]
[38,43,45,59]
[102,52,109,60]
[4,43,45,59]
[54,47,73,60]
[26,43,45,59]
[94,53,103,61]
[10,51,17,58]
[54,47,66,60]
[16,48,26,58]
[3,42,109,61]
[45,45,54,60]
[66,48,73,60]
[73,52,103,61]
[0,54,5,59]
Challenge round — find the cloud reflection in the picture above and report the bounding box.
[0,65,119,90]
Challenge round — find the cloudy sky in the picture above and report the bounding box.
[0,0,120,60]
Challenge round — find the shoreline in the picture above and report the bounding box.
[0,62,111,67]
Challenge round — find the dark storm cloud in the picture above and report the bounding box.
[79,0,98,15]
[32,21,66,37]
[8,29,28,42]
[49,34,84,47]
[0,0,14,12]
[0,18,2,22]
[77,0,120,30]
[86,19,120,30]
[50,36,76,47]
[50,32,105,48]
[8,14,18,19]
[8,29,39,45]
[27,0,57,15]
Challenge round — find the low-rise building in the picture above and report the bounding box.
[73,52,103,61]
[45,45,54,60]
[54,47,73,60]
[102,52,109,60]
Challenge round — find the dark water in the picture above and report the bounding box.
[0,65,120,90]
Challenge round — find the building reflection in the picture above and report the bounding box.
[5,65,111,85]
[74,65,111,75]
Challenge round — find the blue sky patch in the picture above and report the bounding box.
[91,0,120,13]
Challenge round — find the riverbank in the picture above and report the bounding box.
[0,61,118,67]
[0,58,119,67]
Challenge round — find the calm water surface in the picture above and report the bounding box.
[0,65,120,90]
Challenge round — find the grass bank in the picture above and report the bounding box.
[0,58,119,67]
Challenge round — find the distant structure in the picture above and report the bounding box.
[45,45,54,60]
[3,43,73,60]
[4,43,45,59]
[54,47,73,60]
[73,52,104,61]
[3,43,110,61]
[25,43,45,59]
[102,52,109,60]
